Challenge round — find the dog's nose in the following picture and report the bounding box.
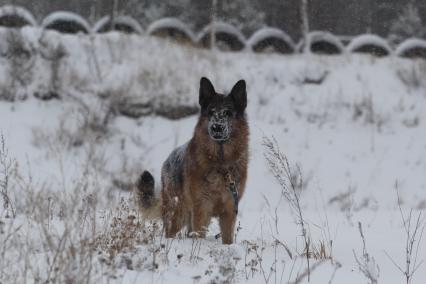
[212,124,224,133]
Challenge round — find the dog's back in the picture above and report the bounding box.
[161,142,188,192]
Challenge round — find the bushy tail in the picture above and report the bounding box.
[135,171,162,220]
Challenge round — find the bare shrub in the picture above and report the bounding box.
[1,141,161,282]
[95,197,150,261]
[1,170,106,283]
[396,62,426,92]
[385,188,426,284]
[32,92,119,152]
[204,247,240,283]
[70,95,114,143]
[0,216,22,282]
[352,91,386,131]
[1,29,35,101]
[1,132,135,282]
[0,134,16,218]
[353,222,380,284]
[38,33,68,100]
[242,240,275,283]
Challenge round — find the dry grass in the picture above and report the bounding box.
[263,135,316,281]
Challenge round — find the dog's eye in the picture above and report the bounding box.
[224,110,232,117]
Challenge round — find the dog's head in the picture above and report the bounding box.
[199,77,247,143]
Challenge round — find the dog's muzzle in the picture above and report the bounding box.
[208,122,230,142]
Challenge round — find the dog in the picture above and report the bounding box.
[136,77,249,244]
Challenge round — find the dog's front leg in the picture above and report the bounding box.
[219,207,237,244]
[191,200,212,238]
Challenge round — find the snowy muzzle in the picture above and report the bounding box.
[208,114,231,142]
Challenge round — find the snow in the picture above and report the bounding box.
[41,11,91,33]
[0,5,37,26]
[247,27,296,52]
[197,21,246,45]
[1,27,426,283]
[147,17,195,41]
[396,38,426,57]
[302,31,345,53]
[93,15,143,34]
[347,34,393,54]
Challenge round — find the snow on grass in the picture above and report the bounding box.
[0,30,426,283]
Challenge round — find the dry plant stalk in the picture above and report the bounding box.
[353,222,380,284]
[0,134,15,218]
[385,187,425,284]
[289,260,324,284]
[263,136,311,281]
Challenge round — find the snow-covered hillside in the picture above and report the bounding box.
[1,27,426,283]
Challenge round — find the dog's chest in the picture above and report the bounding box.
[204,165,239,190]
[204,170,225,190]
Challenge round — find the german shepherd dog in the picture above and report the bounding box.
[136,77,249,244]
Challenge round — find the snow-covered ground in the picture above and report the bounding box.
[1,27,426,283]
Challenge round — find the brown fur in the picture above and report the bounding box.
[136,78,249,244]
[162,117,248,244]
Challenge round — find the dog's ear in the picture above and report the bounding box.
[199,77,216,109]
[230,79,247,113]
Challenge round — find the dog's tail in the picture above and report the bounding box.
[134,171,162,220]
